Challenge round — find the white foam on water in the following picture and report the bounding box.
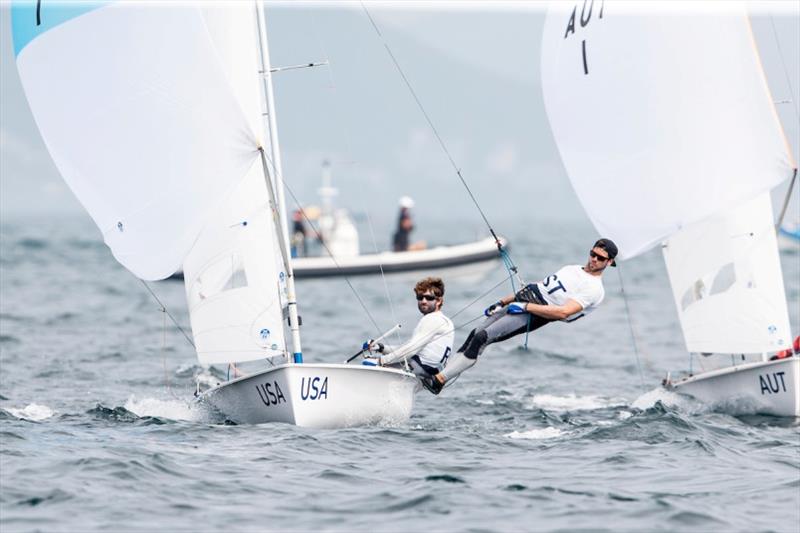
[525,393,625,412]
[194,370,221,389]
[124,395,202,422]
[505,427,565,440]
[475,399,495,406]
[631,387,708,413]
[7,403,56,421]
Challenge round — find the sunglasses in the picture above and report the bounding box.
[589,250,610,261]
[416,293,439,301]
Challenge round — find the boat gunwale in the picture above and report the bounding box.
[668,356,798,387]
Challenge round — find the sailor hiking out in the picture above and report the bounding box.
[363,277,454,383]
[422,239,617,394]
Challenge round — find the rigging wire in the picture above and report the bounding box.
[364,210,403,347]
[358,2,519,277]
[768,15,800,124]
[616,266,647,392]
[139,279,195,349]
[768,15,800,230]
[307,12,357,162]
[270,155,384,335]
[160,306,171,394]
[257,12,389,338]
[776,169,798,229]
[138,279,191,397]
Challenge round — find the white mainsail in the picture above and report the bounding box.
[540,3,795,260]
[541,3,795,355]
[182,6,288,365]
[662,193,790,354]
[12,2,259,280]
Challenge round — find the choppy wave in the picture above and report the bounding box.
[2,216,798,532]
[505,427,566,440]
[15,238,48,250]
[524,393,627,412]
[5,403,56,421]
[123,396,205,422]
[632,387,709,414]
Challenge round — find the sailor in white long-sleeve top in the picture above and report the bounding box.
[362,277,454,389]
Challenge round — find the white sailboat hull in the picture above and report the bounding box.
[666,358,800,417]
[199,363,419,428]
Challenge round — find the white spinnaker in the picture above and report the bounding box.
[181,5,287,365]
[663,193,791,354]
[13,3,258,280]
[541,3,795,260]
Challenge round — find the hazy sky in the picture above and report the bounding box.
[1,2,798,234]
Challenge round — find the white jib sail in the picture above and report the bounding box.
[540,3,795,260]
[663,193,792,354]
[12,2,258,280]
[181,5,288,365]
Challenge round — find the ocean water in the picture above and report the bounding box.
[1,214,799,532]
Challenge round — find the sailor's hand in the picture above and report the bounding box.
[507,302,528,315]
[362,357,381,367]
[362,340,385,353]
[484,301,504,317]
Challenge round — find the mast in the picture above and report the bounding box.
[254,1,303,363]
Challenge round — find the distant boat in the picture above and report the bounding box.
[294,236,507,278]
[542,4,798,416]
[168,150,508,282]
[269,161,508,278]
[13,1,418,427]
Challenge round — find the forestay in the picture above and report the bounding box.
[663,193,791,354]
[540,3,795,260]
[11,2,258,280]
[183,6,288,364]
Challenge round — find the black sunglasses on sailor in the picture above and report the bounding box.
[589,250,610,261]
[416,293,439,301]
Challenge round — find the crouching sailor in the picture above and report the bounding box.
[422,238,617,394]
[362,277,454,390]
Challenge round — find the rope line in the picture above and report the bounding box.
[616,267,646,392]
[776,169,797,229]
[276,164,383,336]
[769,14,800,124]
[359,3,515,263]
[160,307,172,396]
[139,279,195,349]
[365,211,403,347]
[257,142,384,335]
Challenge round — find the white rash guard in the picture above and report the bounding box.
[379,311,455,371]
[533,264,605,322]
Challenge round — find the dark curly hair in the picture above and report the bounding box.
[414,277,444,299]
